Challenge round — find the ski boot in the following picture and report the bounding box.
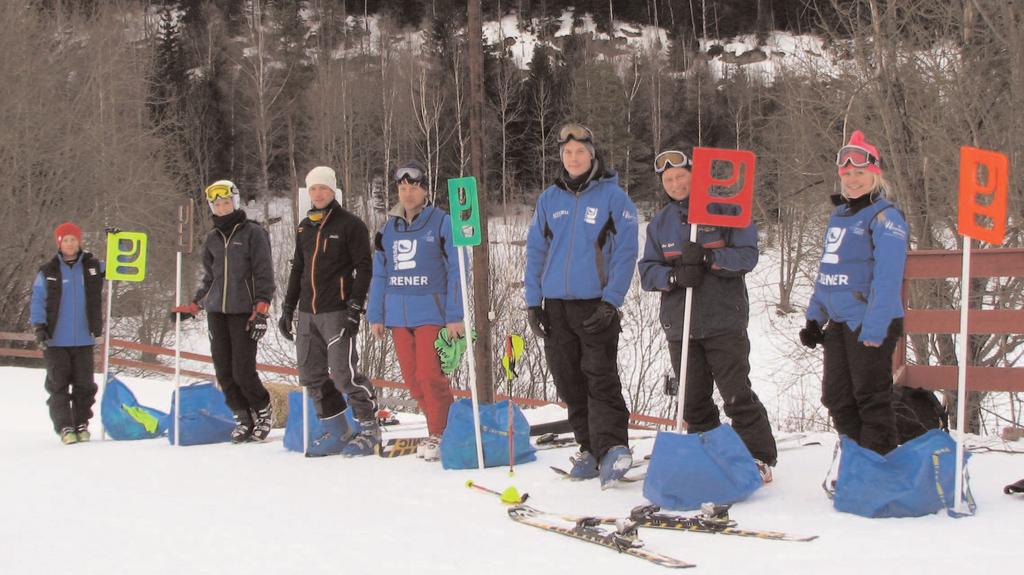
[341,419,381,457]
[60,426,78,445]
[231,411,254,444]
[599,445,633,489]
[75,423,90,442]
[755,459,773,484]
[567,450,599,480]
[417,435,441,461]
[250,403,273,442]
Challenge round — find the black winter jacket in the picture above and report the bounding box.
[193,213,276,314]
[283,200,372,314]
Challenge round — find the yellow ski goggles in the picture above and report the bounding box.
[204,182,236,202]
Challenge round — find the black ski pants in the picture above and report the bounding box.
[208,312,270,417]
[669,332,778,466]
[43,345,97,432]
[543,298,629,460]
[821,319,901,455]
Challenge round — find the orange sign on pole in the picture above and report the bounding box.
[689,147,756,229]
[958,146,1009,244]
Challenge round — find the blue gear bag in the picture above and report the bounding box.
[643,425,764,511]
[164,381,235,446]
[440,399,536,469]
[101,376,168,440]
[833,429,975,518]
[283,390,356,456]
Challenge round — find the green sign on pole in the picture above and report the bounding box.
[105,231,148,282]
[447,177,482,247]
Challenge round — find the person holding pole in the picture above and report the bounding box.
[279,166,379,457]
[367,160,464,462]
[170,181,276,443]
[799,131,908,455]
[525,123,639,488]
[638,149,777,482]
[30,222,105,444]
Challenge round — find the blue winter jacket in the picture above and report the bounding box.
[525,171,639,308]
[806,194,908,343]
[638,199,758,340]
[31,253,106,347]
[368,205,464,328]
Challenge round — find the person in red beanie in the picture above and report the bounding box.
[170,180,277,443]
[30,222,106,444]
[800,130,909,454]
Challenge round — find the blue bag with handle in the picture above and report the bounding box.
[440,399,536,469]
[833,429,975,518]
[643,425,764,511]
[283,390,356,456]
[101,376,168,440]
[164,381,235,446]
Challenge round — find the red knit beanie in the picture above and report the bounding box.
[838,130,882,176]
[54,222,82,247]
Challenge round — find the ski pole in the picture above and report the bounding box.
[465,480,528,504]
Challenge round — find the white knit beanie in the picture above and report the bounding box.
[305,166,341,201]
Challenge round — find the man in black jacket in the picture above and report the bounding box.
[280,166,378,456]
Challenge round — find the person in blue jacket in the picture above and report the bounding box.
[30,222,105,444]
[525,123,639,487]
[799,130,908,455]
[368,160,464,461]
[638,149,777,481]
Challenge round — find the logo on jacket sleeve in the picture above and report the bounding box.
[393,239,418,270]
[821,227,846,264]
[584,206,599,224]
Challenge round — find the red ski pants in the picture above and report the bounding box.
[392,325,453,436]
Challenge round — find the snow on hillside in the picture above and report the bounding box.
[3,366,1022,575]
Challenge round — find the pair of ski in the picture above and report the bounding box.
[508,502,817,569]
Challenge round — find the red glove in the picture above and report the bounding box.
[169,302,201,321]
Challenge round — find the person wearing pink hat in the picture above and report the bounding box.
[799,131,909,455]
[30,222,106,444]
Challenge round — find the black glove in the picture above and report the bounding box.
[343,301,363,335]
[248,312,269,342]
[33,324,48,351]
[582,301,618,334]
[669,265,704,288]
[527,306,550,339]
[104,226,122,235]
[278,306,295,341]
[677,240,708,266]
[799,320,825,349]
[1005,478,1024,495]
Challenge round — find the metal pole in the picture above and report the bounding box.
[954,238,972,513]
[100,280,114,441]
[674,225,699,432]
[174,250,182,447]
[303,386,309,456]
[467,0,494,404]
[458,245,486,469]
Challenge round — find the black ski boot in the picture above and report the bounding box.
[250,403,273,442]
[231,410,254,444]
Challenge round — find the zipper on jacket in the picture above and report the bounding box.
[218,224,241,311]
[310,209,333,314]
[563,193,580,296]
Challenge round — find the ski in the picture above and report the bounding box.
[534,433,578,450]
[379,436,427,458]
[538,503,817,542]
[508,505,695,569]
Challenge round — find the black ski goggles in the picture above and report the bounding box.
[557,123,594,145]
[654,150,692,173]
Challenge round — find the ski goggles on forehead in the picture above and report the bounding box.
[835,145,879,169]
[394,166,425,184]
[557,124,594,145]
[204,183,234,202]
[654,150,692,173]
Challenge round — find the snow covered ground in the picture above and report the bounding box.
[2,366,1022,574]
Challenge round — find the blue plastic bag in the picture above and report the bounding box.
[643,425,764,511]
[833,429,973,518]
[440,399,536,469]
[164,382,235,446]
[100,376,168,440]
[283,390,356,456]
